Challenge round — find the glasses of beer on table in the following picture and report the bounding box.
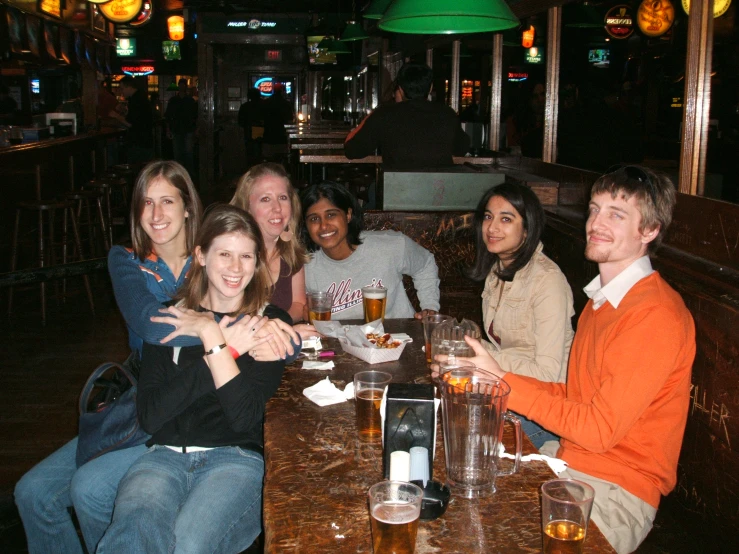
[541,479,595,554]
[368,481,423,554]
[306,291,334,324]
[361,285,387,323]
[421,314,453,365]
[354,370,392,441]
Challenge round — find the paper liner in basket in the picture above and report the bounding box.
[313,320,410,364]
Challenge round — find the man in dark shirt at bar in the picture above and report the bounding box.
[344,63,470,170]
[120,76,154,165]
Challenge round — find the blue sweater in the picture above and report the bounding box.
[108,246,198,356]
[108,246,301,362]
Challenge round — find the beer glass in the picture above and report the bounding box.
[354,371,392,440]
[362,286,388,323]
[368,481,423,554]
[421,314,453,365]
[541,479,595,554]
[306,291,333,324]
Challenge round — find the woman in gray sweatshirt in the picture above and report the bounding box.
[300,182,440,320]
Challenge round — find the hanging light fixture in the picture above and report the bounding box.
[327,38,351,54]
[342,0,369,40]
[379,0,519,34]
[317,36,334,49]
[167,15,185,41]
[341,20,369,41]
[501,28,518,47]
[521,25,535,48]
[363,0,393,20]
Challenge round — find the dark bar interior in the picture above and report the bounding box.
[1,1,738,553]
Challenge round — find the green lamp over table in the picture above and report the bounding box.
[341,20,370,41]
[363,0,393,20]
[378,0,519,34]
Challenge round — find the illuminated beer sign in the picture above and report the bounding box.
[525,47,543,65]
[605,5,635,39]
[255,77,273,96]
[122,64,155,76]
[100,0,144,24]
[682,0,732,18]
[116,38,137,57]
[226,19,277,28]
[637,0,675,37]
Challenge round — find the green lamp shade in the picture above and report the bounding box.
[167,81,179,91]
[364,0,393,20]
[341,21,369,41]
[379,0,519,34]
[317,36,334,49]
[501,29,518,47]
[326,39,351,54]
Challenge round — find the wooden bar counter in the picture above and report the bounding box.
[263,319,615,553]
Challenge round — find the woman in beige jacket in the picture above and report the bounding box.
[467,183,574,447]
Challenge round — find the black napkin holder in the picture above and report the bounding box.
[383,383,435,480]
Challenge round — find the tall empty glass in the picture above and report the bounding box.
[422,314,453,365]
[440,367,522,498]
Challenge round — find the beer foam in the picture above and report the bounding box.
[363,289,387,300]
[372,502,418,524]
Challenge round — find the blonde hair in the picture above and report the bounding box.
[130,160,202,260]
[230,163,307,274]
[175,204,271,316]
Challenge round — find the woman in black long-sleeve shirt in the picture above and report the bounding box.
[98,205,293,554]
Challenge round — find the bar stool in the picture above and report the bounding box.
[64,189,110,257]
[8,199,95,326]
[82,175,129,245]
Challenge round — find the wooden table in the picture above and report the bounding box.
[263,319,615,553]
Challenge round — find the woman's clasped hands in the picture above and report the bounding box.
[152,306,299,361]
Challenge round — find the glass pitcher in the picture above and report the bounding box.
[439,367,522,498]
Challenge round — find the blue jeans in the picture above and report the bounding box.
[14,437,147,554]
[517,413,559,449]
[97,445,264,554]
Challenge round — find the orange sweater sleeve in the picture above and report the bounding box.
[505,303,694,454]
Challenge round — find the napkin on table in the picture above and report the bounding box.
[498,443,569,475]
[302,360,335,370]
[303,377,347,406]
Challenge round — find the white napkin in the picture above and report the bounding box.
[343,382,355,400]
[303,377,347,406]
[302,360,335,370]
[498,444,569,475]
[302,337,323,351]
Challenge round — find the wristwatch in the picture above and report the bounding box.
[204,343,228,356]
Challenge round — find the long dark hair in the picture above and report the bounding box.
[175,204,271,316]
[130,160,203,260]
[466,183,545,282]
[299,182,364,253]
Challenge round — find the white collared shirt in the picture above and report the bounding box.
[583,256,654,310]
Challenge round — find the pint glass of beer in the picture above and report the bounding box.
[354,370,392,440]
[362,286,387,323]
[541,479,595,554]
[368,481,423,554]
[306,291,334,324]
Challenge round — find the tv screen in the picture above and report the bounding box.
[31,79,40,95]
[588,48,610,68]
[162,41,181,61]
[307,35,337,65]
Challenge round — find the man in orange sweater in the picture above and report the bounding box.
[454,166,695,553]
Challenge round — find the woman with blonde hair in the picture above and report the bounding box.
[231,162,315,336]
[98,204,291,553]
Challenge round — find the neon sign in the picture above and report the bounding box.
[255,78,273,96]
[122,64,155,76]
[226,19,277,28]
